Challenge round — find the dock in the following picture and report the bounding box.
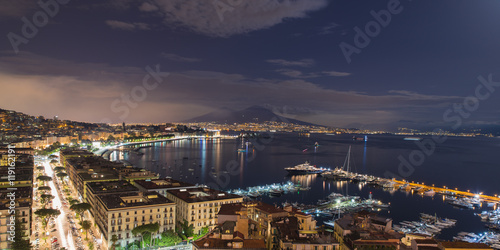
[392,179,500,203]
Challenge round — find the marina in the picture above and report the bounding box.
[319,161,500,208]
[454,231,500,249]
[228,181,311,198]
[393,213,457,236]
[120,133,500,241]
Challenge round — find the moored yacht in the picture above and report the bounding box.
[285,161,326,175]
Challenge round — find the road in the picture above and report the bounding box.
[32,157,81,250]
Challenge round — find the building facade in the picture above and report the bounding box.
[165,187,243,234]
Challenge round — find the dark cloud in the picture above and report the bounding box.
[267,59,315,67]
[161,53,202,63]
[105,20,150,30]
[0,0,38,18]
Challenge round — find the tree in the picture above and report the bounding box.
[110,234,119,250]
[10,213,31,250]
[34,209,60,234]
[158,230,181,247]
[36,166,45,171]
[79,220,91,240]
[40,194,54,208]
[148,222,160,247]
[70,203,92,223]
[37,175,52,185]
[68,198,79,206]
[177,219,194,240]
[38,186,51,193]
[56,172,68,179]
[50,159,58,164]
[54,166,65,172]
[132,223,159,248]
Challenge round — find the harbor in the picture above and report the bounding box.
[120,133,500,244]
[454,232,500,249]
[393,213,457,236]
[228,181,311,198]
[320,167,500,209]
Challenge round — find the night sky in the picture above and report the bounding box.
[1,0,499,129]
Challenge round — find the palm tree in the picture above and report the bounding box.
[79,220,91,240]
[178,219,194,240]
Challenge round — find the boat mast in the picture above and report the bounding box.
[347,146,351,173]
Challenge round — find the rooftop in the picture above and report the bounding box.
[78,169,120,182]
[439,241,492,249]
[218,201,286,216]
[414,239,439,245]
[86,180,138,194]
[193,238,266,249]
[60,149,94,157]
[271,216,300,240]
[66,156,123,170]
[167,187,242,203]
[97,191,174,210]
[134,178,196,190]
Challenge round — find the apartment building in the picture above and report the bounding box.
[93,191,176,249]
[165,187,243,234]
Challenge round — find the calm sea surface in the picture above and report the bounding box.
[110,133,500,240]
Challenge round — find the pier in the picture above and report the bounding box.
[392,179,500,203]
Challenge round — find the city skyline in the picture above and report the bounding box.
[1,0,500,130]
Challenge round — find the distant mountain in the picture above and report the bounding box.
[184,106,317,126]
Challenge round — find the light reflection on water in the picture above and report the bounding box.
[108,133,499,240]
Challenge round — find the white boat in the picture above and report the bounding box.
[285,161,325,174]
[404,137,423,141]
[382,181,395,188]
[424,189,436,196]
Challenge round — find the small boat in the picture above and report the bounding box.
[237,148,246,152]
[247,192,260,199]
[323,220,335,227]
[424,189,436,196]
[404,137,423,141]
[270,189,283,196]
[449,199,474,209]
[382,181,395,188]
